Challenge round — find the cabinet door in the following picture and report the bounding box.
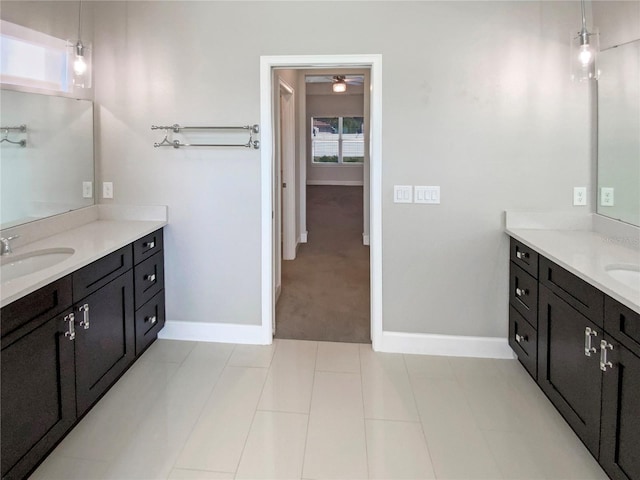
[74,271,135,416]
[600,338,640,480]
[538,284,603,457]
[1,312,76,480]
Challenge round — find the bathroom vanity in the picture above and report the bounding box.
[507,222,639,480]
[0,208,166,480]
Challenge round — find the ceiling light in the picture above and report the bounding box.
[571,0,599,82]
[332,76,347,93]
[69,0,91,88]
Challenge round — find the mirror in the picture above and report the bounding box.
[597,40,640,226]
[0,89,94,229]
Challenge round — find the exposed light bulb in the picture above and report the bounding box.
[332,77,347,93]
[74,55,87,75]
[579,44,592,66]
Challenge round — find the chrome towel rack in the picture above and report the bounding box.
[1,125,27,147]
[151,124,260,149]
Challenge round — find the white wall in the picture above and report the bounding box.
[91,1,593,338]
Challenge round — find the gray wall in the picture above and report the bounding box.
[8,1,619,340]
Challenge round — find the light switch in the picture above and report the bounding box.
[394,185,412,203]
[415,186,440,204]
[601,187,614,206]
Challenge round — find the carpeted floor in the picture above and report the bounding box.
[275,185,371,343]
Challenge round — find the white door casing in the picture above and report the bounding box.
[259,54,383,349]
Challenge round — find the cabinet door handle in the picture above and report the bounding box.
[143,241,155,249]
[144,273,156,282]
[78,303,90,330]
[64,313,76,340]
[515,333,528,343]
[516,250,529,260]
[600,340,614,372]
[515,287,528,297]
[584,327,598,356]
[145,315,157,325]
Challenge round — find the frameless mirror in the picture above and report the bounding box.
[597,40,640,226]
[0,89,94,229]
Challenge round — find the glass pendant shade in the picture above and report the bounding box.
[70,40,91,88]
[571,28,599,82]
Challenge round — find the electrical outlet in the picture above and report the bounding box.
[573,187,587,206]
[102,182,113,199]
[601,187,614,206]
[82,181,93,198]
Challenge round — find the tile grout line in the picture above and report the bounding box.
[231,342,279,477]
[299,342,320,480]
[358,345,370,480]
[403,353,438,480]
[169,342,237,476]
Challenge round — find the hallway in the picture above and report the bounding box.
[275,185,370,343]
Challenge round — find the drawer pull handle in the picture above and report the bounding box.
[600,340,614,372]
[145,315,157,325]
[515,333,528,343]
[516,250,529,260]
[584,327,598,356]
[78,303,90,330]
[144,241,155,249]
[144,273,156,282]
[515,287,528,297]
[64,313,76,340]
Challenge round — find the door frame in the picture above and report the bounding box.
[259,54,383,349]
[279,78,296,261]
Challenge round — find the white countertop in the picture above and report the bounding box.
[506,227,640,314]
[1,207,167,308]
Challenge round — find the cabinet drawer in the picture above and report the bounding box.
[509,263,538,328]
[135,291,165,356]
[1,276,72,341]
[604,296,640,358]
[73,245,133,301]
[509,306,537,379]
[510,237,538,278]
[134,251,164,309]
[133,229,163,265]
[539,257,604,326]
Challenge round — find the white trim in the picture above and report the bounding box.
[279,77,297,261]
[362,234,370,246]
[300,231,308,243]
[377,331,515,359]
[158,321,268,345]
[306,180,364,186]
[260,54,383,349]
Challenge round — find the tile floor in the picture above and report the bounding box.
[30,339,608,480]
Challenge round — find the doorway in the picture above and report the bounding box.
[259,54,383,349]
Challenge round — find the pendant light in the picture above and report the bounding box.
[70,0,91,88]
[571,0,599,82]
[332,76,347,93]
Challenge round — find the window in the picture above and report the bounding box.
[0,20,70,92]
[312,116,364,164]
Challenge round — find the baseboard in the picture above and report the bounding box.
[300,232,308,243]
[306,180,364,186]
[158,320,268,345]
[362,234,370,246]
[376,331,515,359]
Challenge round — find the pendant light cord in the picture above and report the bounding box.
[77,0,83,41]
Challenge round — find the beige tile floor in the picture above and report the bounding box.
[30,339,608,480]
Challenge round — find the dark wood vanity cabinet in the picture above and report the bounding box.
[0,228,165,480]
[1,278,76,480]
[508,237,640,480]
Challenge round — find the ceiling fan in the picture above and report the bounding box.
[305,74,365,93]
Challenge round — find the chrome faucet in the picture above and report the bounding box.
[0,235,19,255]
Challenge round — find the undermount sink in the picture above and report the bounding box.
[605,264,640,288]
[1,248,75,283]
